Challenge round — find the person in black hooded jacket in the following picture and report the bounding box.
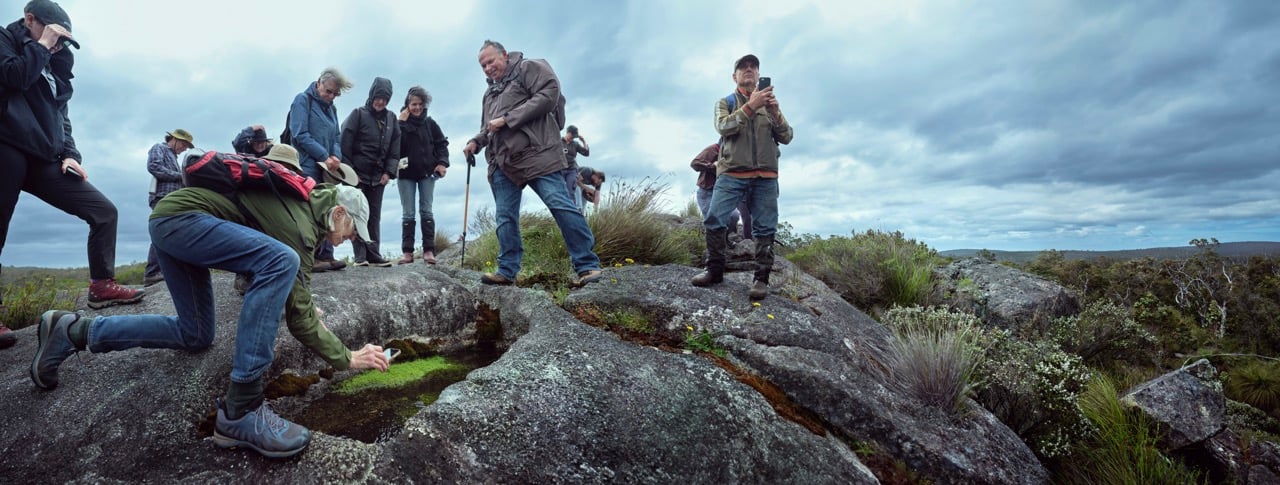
[0,0,145,323]
[340,77,400,267]
[395,86,449,264]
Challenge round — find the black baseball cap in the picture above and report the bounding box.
[24,0,79,49]
[734,54,759,70]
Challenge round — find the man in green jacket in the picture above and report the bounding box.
[29,145,391,459]
[691,54,794,300]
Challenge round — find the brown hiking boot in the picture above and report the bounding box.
[480,273,514,286]
[749,280,769,300]
[88,279,145,309]
[422,250,437,265]
[397,253,414,265]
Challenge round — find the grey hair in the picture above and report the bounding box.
[317,67,354,93]
[480,40,506,54]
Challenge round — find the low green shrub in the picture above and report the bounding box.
[787,229,940,313]
[1047,300,1157,368]
[974,329,1092,458]
[1,276,81,330]
[881,306,986,415]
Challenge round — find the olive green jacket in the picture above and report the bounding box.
[714,90,794,175]
[150,184,352,370]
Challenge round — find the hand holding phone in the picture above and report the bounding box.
[758,77,771,90]
[384,348,401,362]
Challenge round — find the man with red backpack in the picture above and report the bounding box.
[31,145,392,458]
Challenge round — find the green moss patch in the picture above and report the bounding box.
[335,356,466,395]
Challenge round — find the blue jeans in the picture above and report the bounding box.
[560,168,586,213]
[490,169,600,279]
[87,212,301,384]
[696,187,739,230]
[397,176,436,222]
[704,176,778,238]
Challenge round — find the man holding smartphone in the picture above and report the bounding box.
[0,0,146,314]
[691,53,794,301]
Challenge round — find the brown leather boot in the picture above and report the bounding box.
[397,253,414,264]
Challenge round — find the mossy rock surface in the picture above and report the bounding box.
[336,356,466,395]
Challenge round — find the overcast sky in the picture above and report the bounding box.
[5,0,1279,269]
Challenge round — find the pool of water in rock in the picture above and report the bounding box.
[285,345,503,444]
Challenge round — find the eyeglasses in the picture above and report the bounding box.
[321,87,341,97]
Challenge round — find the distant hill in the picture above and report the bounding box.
[939,241,1280,264]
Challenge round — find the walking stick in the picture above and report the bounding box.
[461,151,475,267]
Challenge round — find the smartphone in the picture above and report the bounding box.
[758,77,772,90]
[384,348,401,362]
[64,166,82,178]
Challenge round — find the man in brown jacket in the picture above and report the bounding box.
[461,40,602,287]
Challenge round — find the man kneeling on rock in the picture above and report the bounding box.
[30,146,391,458]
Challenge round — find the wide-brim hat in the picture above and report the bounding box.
[250,129,272,144]
[264,144,303,174]
[322,162,359,187]
[167,129,194,146]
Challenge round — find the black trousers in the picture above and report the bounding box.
[0,142,119,282]
[351,181,385,261]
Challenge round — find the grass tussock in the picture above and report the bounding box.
[882,306,986,415]
[460,178,697,278]
[1059,375,1203,484]
[1225,361,1280,415]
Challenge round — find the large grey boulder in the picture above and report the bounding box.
[565,260,1049,484]
[934,258,1079,334]
[1121,359,1226,450]
[0,265,875,483]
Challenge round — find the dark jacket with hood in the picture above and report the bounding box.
[0,19,80,163]
[341,77,401,186]
[468,51,565,186]
[398,90,449,181]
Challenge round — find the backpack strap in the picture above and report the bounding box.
[725,93,738,114]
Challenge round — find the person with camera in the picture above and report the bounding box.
[691,54,793,301]
[29,158,393,458]
[143,128,196,286]
[396,85,449,265]
[461,40,602,288]
[0,0,146,313]
[561,125,590,209]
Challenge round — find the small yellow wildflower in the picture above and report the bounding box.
[752,302,762,307]
[624,258,635,264]
[614,262,623,268]
[767,314,775,320]
[685,325,694,331]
